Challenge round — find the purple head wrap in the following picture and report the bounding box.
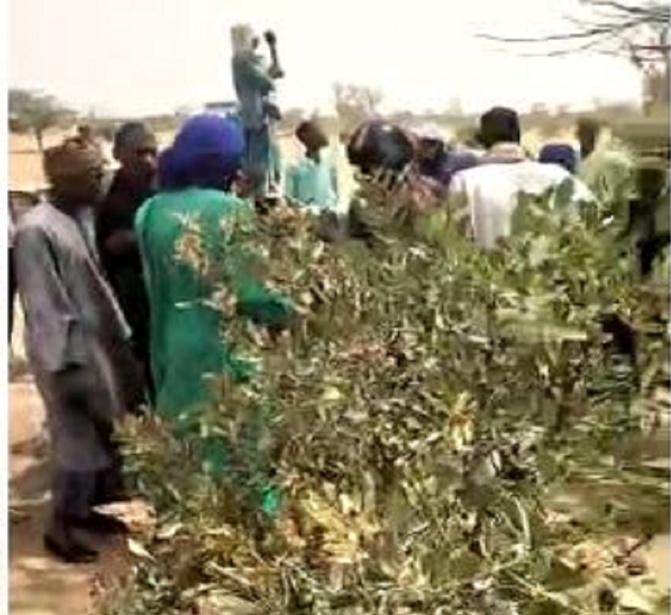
[159,114,245,191]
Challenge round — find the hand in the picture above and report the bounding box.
[231,171,253,199]
[55,366,89,406]
[268,66,284,80]
[55,366,114,431]
[104,230,136,256]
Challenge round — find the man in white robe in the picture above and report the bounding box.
[448,107,594,249]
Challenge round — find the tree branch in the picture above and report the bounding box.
[477,0,669,59]
[588,1,670,23]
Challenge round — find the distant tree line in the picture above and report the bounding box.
[9,85,664,156]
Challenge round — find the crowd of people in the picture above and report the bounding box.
[9,22,640,564]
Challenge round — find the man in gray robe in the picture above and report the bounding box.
[14,138,141,563]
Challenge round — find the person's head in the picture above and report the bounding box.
[347,120,415,179]
[43,138,105,208]
[77,124,95,143]
[576,117,601,159]
[413,123,446,162]
[477,107,521,149]
[158,113,245,192]
[296,120,328,154]
[538,143,578,174]
[231,24,257,54]
[113,122,158,185]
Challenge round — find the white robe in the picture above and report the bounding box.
[448,157,594,249]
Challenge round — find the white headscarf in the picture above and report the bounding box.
[413,123,445,143]
[231,24,256,55]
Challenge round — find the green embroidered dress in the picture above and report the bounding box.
[136,189,292,514]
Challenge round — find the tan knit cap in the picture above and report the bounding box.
[43,137,104,183]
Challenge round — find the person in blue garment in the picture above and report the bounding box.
[230,24,283,205]
[538,142,579,174]
[285,120,338,211]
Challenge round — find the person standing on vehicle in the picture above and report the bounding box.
[231,23,284,205]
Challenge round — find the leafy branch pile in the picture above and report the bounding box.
[100,186,669,615]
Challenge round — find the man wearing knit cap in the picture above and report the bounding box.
[96,122,158,404]
[14,138,141,563]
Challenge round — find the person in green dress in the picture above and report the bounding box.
[135,114,293,509]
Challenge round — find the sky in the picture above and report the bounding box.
[9,0,644,118]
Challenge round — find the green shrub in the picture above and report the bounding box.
[106,186,668,615]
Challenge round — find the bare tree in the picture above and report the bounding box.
[479,1,669,109]
[333,83,383,132]
[479,1,668,56]
[277,107,308,132]
[9,89,75,152]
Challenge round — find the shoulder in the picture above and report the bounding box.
[529,161,570,181]
[509,160,572,188]
[195,191,257,223]
[604,148,635,169]
[453,164,508,187]
[198,189,250,208]
[139,189,250,217]
[285,161,302,175]
[135,192,166,220]
[15,204,60,251]
[587,146,633,168]
[17,203,53,233]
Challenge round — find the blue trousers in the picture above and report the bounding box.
[244,126,281,199]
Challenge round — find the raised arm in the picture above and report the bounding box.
[234,53,275,96]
